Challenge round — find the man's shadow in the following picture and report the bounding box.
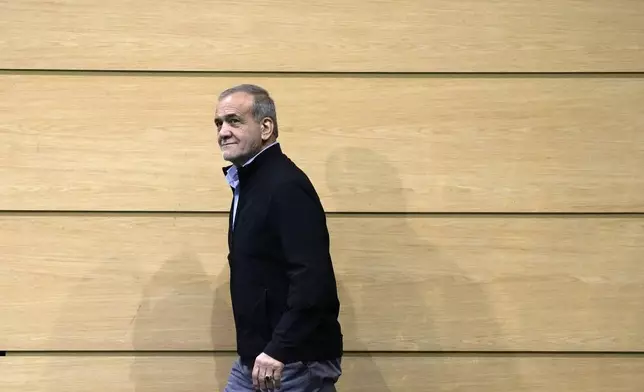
[325,147,525,390]
[45,245,231,390]
[130,251,234,391]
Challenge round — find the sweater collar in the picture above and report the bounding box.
[222,142,281,187]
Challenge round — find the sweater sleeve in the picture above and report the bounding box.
[262,180,338,362]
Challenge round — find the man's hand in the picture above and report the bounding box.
[252,352,284,391]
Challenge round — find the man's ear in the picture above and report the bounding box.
[260,118,275,140]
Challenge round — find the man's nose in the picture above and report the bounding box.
[218,124,232,138]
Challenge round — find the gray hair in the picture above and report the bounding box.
[218,84,279,137]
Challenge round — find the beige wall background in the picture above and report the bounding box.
[2,1,644,390]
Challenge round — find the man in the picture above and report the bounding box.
[215,84,343,392]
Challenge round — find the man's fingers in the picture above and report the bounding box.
[263,370,275,391]
[258,366,268,391]
[252,364,260,390]
[253,353,284,391]
[273,366,283,390]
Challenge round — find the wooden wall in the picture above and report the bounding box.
[2,1,644,390]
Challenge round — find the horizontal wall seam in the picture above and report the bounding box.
[0,210,643,217]
[4,350,644,357]
[1,69,644,78]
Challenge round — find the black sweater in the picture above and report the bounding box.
[222,144,343,364]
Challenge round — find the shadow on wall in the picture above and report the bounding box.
[325,147,525,390]
[130,252,233,391]
[46,248,231,390]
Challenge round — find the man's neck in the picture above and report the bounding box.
[234,140,278,168]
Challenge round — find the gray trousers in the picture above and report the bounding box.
[223,357,342,392]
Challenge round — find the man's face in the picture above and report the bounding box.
[215,92,264,166]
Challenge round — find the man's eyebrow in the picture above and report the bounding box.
[215,113,241,121]
[214,113,240,123]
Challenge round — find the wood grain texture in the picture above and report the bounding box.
[4,353,644,392]
[1,214,643,351]
[1,0,643,72]
[2,74,644,212]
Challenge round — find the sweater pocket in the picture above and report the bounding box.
[261,288,275,340]
[244,288,271,340]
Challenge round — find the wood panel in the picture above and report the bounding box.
[2,74,644,212]
[3,353,644,392]
[1,214,643,351]
[1,0,643,72]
